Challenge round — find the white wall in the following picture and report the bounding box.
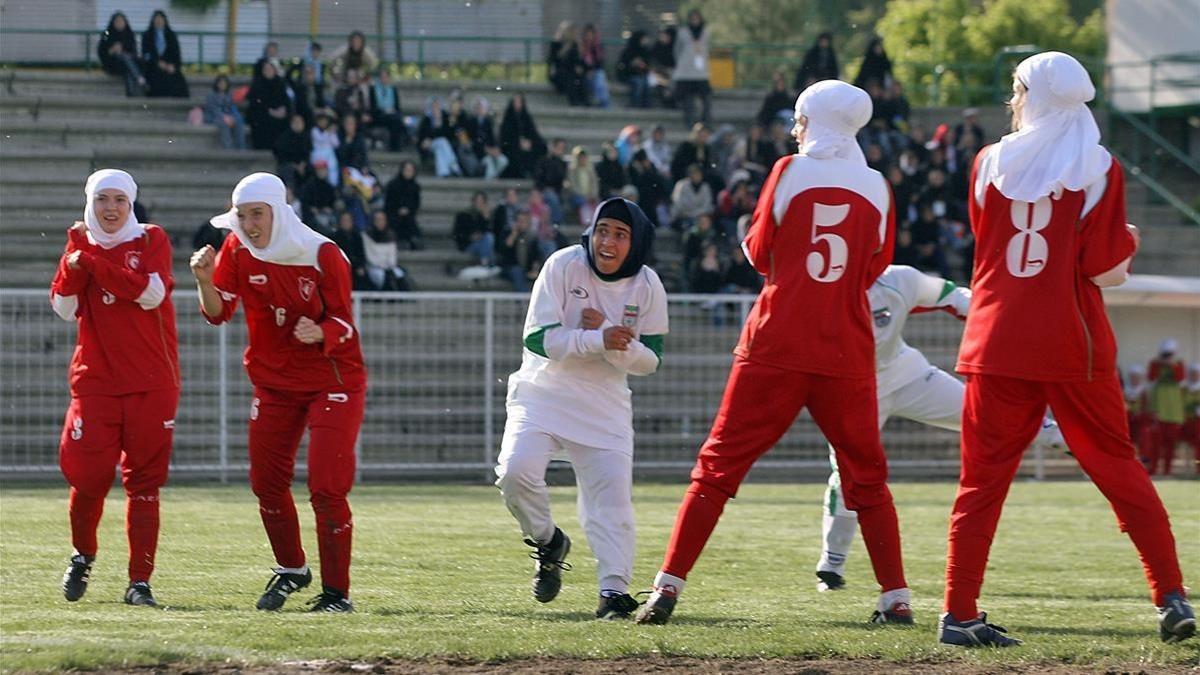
[1105,275,1200,371]
[1106,0,1200,112]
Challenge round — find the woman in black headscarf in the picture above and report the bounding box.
[141,10,189,98]
[247,61,292,150]
[616,31,652,108]
[499,94,547,179]
[853,37,893,90]
[98,12,144,97]
[794,32,838,93]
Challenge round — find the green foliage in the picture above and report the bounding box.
[1,482,1197,670]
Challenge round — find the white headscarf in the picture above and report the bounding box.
[210,172,332,267]
[793,80,872,163]
[984,51,1112,202]
[84,169,145,249]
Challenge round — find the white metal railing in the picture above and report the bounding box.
[1,288,986,481]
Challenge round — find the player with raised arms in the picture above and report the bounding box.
[939,51,1193,647]
[636,80,912,625]
[190,172,367,613]
[52,169,180,607]
[495,197,668,620]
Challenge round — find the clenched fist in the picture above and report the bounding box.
[190,245,216,283]
[603,325,634,351]
[581,307,605,330]
[293,316,324,344]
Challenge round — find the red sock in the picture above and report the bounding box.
[126,492,160,582]
[259,494,306,570]
[660,482,730,580]
[312,494,353,594]
[68,487,105,557]
[855,498,907,592]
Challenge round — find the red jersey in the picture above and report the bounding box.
[736,154,895,378]
[203,235,367,392]
[958,146,1134,382]
[49,224,180,397]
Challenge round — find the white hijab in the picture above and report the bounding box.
[84,169,145,249]
[793,80,872,164]
[985,51,1112,202]
[210,172,332,267]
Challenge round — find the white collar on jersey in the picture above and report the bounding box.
[210,172,333,268]
[793,80,872,164]
[984,51,1111,203]
[83,169,145,249]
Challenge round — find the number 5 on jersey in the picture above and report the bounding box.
[807,202,850,283]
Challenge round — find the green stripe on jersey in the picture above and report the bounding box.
[523,323,561,357]
[640,334,665,366]
[937,279,957,301]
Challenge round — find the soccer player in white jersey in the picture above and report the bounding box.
[814,265,1065,595]
[495,198,668,620]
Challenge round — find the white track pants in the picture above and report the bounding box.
[495,417,635,594]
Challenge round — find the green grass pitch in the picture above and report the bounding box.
[1,481,1197,672]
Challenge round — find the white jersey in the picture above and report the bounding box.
[870,265,971,397]
[506,246,669,449]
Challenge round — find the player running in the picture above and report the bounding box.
[636,80,910,625]
[940,51,1194,647]
[52,169,180,607]
[814,265,1065,593]
[190,173,367,613]
[495,198,667,620]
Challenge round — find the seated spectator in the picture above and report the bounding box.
[298,161,339,230]
[887,165,916,224]
[204,75,247,150]
[289,64,326,125]
[916,167,962,223]
[617,30,652,108]
[595,143,626,199]
[892,225,922,268]
[299,42,325,87]
[580,24,610,108]
[741,123,778,182]
[331,210,371,290]
[341,164,384,229]
[682,212,719,274]
[549,22,587,106]
[689,242,726,294]
[467,97,497,158]
[445,97,467,137]
[673,10,713,128]
[492,187,521,237]
[648,26,676,107]
[192,210,230,252]
[670,163,714,231]
[483,145,509,180]
[273,113,311,188]
[454,128,483,178]
[795,32,838,92]
[853,37,892,91]
[496,209,542,292]
[310,110,340,185]
[865,143,888,173]
[533,138,569,225]
[453,191,496,267]
[418,97,461,177]
[384,160,423,249]
[643,125,672,176]
[329,30,379,85]
[716,180,754,236]
[910,204,950,279]
[628,149,670,227]
[723,244,762,294]
[98,11,145,97]
[362,210,412,291]
[255,41,283,81]
[886,81,912,131]
[615,125,643,167]
[368,66,407,150]
[671,123,712,183]
[526,188,561,259]
[955,107,985,148]
[566,146,600,224]
[247,61,291,150]
[333,68,371,123]
[499,94,546,179]
[140,11,188,98]
[756,71,793,128]
[337,114,370,170]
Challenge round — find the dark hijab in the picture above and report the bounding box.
[581,198,655,282]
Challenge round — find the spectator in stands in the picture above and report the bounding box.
[649,26,676,107]
[204,75,247,150]
[617,30,652,108]
[682,212,719,275]
[310,110,341,185]
[756,72,793,128]
[141,10,188,98]
[454,128,483,178]
[710,124,741,185]
[1149,340,1187,475]
[887,165,915,224]
[294,42,325,87]
[534,138,569,225]
[741,123,778,182]
[596,143,626,199]
[333,68,371,124]
[853,37,892,90]
[337,114,369,170]
[499,94,545,179]
[671,163,715,231]
[418,97,461,178]
[291,64,327,125]
[566,147,600,225]
[98,12,145,97]
[273,113,310,187]
[615,125,643,167]
[628,149,670,228]
[643,125,672,176]
[526,188,560,259]
[673,9,712,128]
[340,164,384,230]
[723,244,762,294]
[1125,364,1155,467]
[247,61,291,150]
[955,107,986,147]
[885,81,912,130]
[671,123,712,183]
[362,210,412,291]
[483,144,509,180]
[795,32,838,92]
[495,209,540,292]
[298,161,339,230]
[909,203,950,279]
[549,22,587,106]
[467,96,497,159]
[865,143,888,173]
[332,210,371,290]
[689,242,726,294]
[330,31,379,85]
[579,24,610,108]
[369,67,407,150]
[193,206,231,252]
[255,41,282,82]
[453,191,496,267]
[384,160,423,250]
[716,179,754,236]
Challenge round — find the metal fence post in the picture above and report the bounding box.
[483,296,496,481]
[353,294,364,484]
[417,37,425,79]
[218,322,229,483]
[84,34,93,72]
[524,39,532,82]
[1033,438,1045,481]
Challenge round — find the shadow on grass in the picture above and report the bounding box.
[1020,624,1154,639]
[995,590,1153,602]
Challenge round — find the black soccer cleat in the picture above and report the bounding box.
[816,570,846,592]
[123,581,158,607]
[307,587,354,613]
[938,611,1022,647]
[256,568,313,611]
[525,527,571,603]
[1158,591,1197,643]
[596,593,640,620]
[634,589,677,625]
[62,553,94,602]
[870,601,915,625]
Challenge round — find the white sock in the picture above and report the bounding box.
[817,513,856,575]
[653,571,685,597]
[275,564,309,576]
[877,587,912,611]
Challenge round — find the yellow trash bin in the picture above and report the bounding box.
[710,48,735,89]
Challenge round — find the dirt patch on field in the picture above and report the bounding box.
[110,657,1196,674]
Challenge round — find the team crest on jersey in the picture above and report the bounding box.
[873,308,892,327]
[621,304,639,328]
[124,251,141,270]
[298,277,315,301]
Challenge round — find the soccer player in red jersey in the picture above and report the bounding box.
[939,52,1194,647]
[637,81,911,625]
[51,169,180,607]
[190,173,367,613]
